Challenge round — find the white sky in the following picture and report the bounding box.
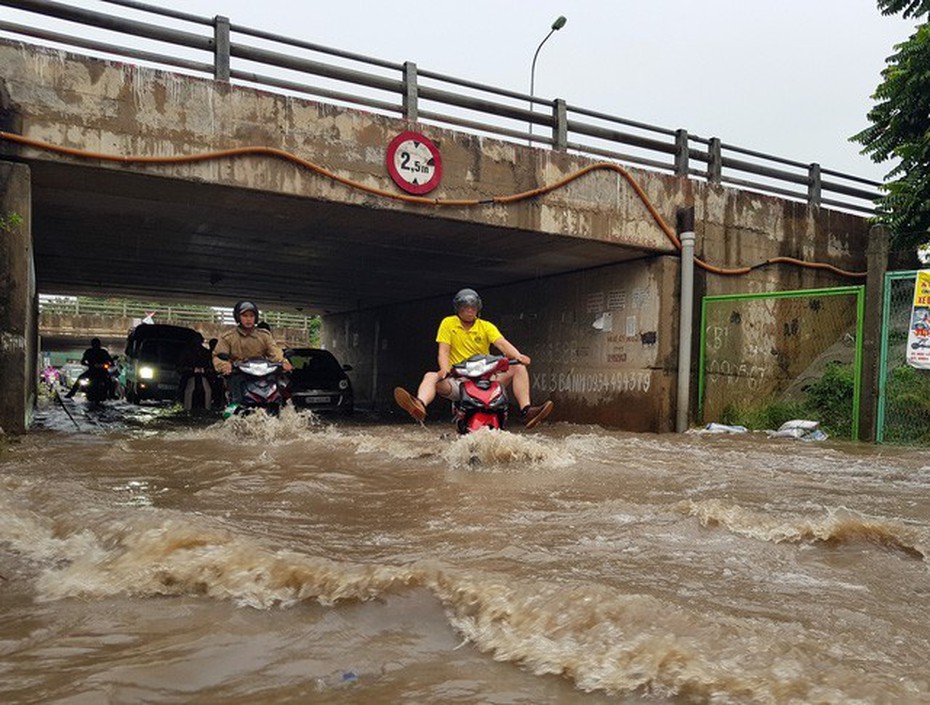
[0,0,919,183]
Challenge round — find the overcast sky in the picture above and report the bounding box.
[0,0,919,183]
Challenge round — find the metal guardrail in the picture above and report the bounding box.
[0,0,881,214]
[38,297,314,329]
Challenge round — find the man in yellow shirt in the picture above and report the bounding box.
[394,288,553,429]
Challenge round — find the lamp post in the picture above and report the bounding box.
[529,15,567,144]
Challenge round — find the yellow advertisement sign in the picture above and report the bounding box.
[906,269,930,369]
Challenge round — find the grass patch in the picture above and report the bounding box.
[719,361,855,438]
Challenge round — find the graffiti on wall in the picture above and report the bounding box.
[533,369,652,395]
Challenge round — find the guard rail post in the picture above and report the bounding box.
[707,138,722,185]
[403,62,418,121]
[807,163,822,207]
[674,129,689,176]
[553,99,567,150]
[213,16,230,82]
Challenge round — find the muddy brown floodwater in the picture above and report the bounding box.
[1,400,929,704]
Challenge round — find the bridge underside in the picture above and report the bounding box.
[0,40,875,437]
[31,161,650,314]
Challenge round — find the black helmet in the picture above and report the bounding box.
[233,300,259,324]
[90,337,102,348]
[452,288,482,313]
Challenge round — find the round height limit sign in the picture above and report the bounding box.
[386,131,442,195]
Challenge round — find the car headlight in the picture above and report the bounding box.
[339,379,349,390]
[139,366,155,380]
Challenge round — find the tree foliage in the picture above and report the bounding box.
[877,0,930,18]
[853,2,930,254]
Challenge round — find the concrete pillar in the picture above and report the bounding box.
[676,208,696,433]
[0,161,36,434]
[858,223,890,442]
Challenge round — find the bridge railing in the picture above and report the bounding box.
[0,0,881,214]
[38,296,315,330]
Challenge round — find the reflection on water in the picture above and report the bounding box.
[1,400,929,704]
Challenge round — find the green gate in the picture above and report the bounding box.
[876,270,930,444]
[698,287,865,440]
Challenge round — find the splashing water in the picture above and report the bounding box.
[2,410,930,704]
[442,427,576,470]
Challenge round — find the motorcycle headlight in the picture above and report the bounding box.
[339,379,349,390]
[139,366,155,380]
[79,378,89,387]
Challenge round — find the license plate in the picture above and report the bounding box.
[297,394,332,404]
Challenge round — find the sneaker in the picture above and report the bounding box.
[522,401,554,429]
[393,387,426,421]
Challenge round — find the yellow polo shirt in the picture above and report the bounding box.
[436,315,503,364]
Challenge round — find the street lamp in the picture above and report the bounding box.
[529,15,567,144]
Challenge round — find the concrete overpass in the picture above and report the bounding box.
[0,37,873,434]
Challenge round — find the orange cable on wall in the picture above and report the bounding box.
[0,131,866,279]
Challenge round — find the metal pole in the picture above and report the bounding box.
[528,16,566,145]
[676,208,696,433]
[371,318,380,409]
[859,223,889,442]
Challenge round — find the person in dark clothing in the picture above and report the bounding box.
[176,336,213,409]
[65,338,115,398]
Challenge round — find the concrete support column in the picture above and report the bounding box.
[859,223,890,442]
[0,161,36,434]
[676,207,696,433]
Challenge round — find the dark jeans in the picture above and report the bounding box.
[226,372,246,405]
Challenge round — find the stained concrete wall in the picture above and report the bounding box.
[0,161,36,434]
[0,40,675,254]
[0,39,870,292]
[0,40,869,278]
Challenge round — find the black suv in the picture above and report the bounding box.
[124,324,204,403]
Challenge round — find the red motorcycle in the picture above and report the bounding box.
[450,354,518,434]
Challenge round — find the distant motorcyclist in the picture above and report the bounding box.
[41,364,61,392]
[213,301,292,405]
[64,338,114,398]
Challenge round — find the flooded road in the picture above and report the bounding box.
[2,400,929,704]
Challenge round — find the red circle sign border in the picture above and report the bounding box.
[386,131,442,195]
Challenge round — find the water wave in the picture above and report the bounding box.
[678,499,928,560]
[204,406,324,444]
[0,488,906,702]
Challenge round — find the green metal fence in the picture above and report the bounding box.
[876,270,930,444]
[698,286,865,440]
[38,296,314,330]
